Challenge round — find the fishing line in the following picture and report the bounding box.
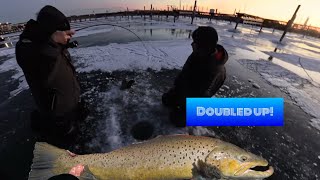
[298,57,320,88]
[73,23,173,92]
[75,23,150,57]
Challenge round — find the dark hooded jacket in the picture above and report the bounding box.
[163,44,228,107]
[15,7,80,117]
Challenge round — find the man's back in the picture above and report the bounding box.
[162,26,228,127]
[174,44,228,98]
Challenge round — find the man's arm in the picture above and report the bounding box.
[203,70,226,97]
[174,54,194,90]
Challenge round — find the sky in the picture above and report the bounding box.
[0,0,319,27]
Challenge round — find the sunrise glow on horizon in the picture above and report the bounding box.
[129,0,320,27]
[1,0,319,27]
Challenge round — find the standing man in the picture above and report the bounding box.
[162,26,228,127]
[15,6,87,139]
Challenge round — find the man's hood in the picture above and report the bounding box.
[19,19,49,43]
[37,5,70,37]
[211,44,229,65]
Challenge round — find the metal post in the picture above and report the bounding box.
[127,7,129,20]
[259,20,264,33]
[280,5,301,43]
[151,4,153,21]
[234,14,240,30]
[302,17,309,38]
[191,0,197,24]
[303,25,310,38]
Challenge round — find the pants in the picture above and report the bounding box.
[162,88,186,127]
[30,100,89,139]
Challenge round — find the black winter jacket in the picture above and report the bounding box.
[162,45,228,107]
[15,20,80,116]
[171,44,228,105]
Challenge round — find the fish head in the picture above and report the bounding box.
[205,142,274,179]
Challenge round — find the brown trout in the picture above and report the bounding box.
[29,135,274,180]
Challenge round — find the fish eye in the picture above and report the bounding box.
[240,156,248,162]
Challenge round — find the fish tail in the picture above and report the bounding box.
[28,142,67,180]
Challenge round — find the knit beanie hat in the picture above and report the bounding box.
[37,5,70,37]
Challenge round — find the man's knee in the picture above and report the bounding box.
[170,106,186,127]
[162,88,178,107]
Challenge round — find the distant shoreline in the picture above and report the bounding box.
[1,10,320,38]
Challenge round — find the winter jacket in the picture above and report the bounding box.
[163,44,228,107]
[15,19,80,116]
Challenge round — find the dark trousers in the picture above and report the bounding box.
[30,101,89,143]
[162,88,187,127]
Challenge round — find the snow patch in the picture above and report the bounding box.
[71,40,192,72]
[0,56,28,97]
[0,48,15,57]
[189,126,216,137]
[310,119,320,131]
[252,83,261,89]
[239,59,320,130]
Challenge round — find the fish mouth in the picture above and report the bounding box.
[244,165,274,178]
[234,163,274,178]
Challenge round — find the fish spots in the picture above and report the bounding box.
[81,136,234,177]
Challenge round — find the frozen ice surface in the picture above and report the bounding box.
[1,16,320,130]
